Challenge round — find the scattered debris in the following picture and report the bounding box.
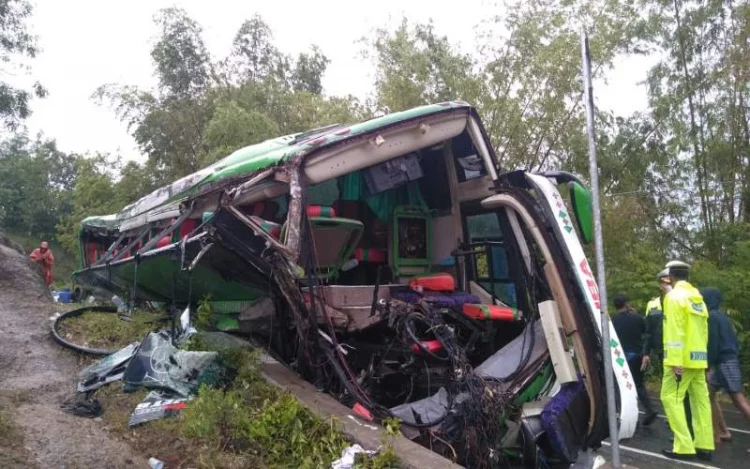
[52,289,75,303]
[62,309,216,427]
[346,415,379,431]
[78,342,138,393]
[331,444,378,469]
[128,391,193,427]
[60,394,103,418]
[121,331,218,397]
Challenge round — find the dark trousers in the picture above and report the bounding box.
[685,394,694,437]
[627,355,655,414]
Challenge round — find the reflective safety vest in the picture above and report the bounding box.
[643,297,664,356]
[663,280,709,369]
[645,297,662,316]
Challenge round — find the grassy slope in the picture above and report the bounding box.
[4,231,77,289]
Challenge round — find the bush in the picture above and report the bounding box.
[181,344,355,468]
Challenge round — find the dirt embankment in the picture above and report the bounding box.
[0,230,145,468]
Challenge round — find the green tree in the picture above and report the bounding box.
[151,7,212,98]
[477,0,650,171]
[291,45,330,95]
[201,100,280,165]
[56,156,122,254]
[0,135,75,239]
[641,0,750,262]
[364,18,484,113]
[96,11,364,185]
[0,0,46,129]
[228,15,288,85]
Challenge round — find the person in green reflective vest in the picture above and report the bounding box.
[641,269,694,434]
[641,269,669,372]
[660,261,713,461]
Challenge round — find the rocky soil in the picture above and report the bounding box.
[0,230,145,468]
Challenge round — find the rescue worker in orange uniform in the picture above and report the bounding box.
[29,241,55,287]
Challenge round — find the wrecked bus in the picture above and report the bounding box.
[73,101,637,467]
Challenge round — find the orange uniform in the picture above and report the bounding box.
[29,242,55,286]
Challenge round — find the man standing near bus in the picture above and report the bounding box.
[660,261,713,461]
[29,241,55,287]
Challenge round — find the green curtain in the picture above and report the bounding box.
[340,172,428,220]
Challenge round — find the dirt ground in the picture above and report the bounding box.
[0,232,146,468]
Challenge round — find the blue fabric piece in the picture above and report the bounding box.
[540,378,585,462]
[391,291,481,309]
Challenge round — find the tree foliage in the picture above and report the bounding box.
[0,136,75,239]
[0,0,46,130]
[93,8,357,186]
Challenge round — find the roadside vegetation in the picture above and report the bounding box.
[56,308,161,350]
[61,310,400,468]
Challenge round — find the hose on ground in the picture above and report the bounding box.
[50,306,120,356]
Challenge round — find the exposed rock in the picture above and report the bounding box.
[0,230,51,305]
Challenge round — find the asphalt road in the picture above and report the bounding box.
[595,395,749,469]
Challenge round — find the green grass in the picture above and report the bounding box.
[181,341,354,468]
[57,309,164,350]
[4,231,78,289]
[95,339,401,468]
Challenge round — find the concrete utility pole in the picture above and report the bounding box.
[580,30,621,467]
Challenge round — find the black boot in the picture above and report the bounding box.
[662,449,695,460]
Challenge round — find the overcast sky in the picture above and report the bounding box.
[13,0,656,162]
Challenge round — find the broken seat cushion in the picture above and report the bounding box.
[353,248,386,264]
[307,205,336,218]
[539,379,588,464]
[408,273,455,293]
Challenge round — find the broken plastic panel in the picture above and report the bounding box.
[128,390,193,427]
[122,331,218,397]
[78,342,139,393]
